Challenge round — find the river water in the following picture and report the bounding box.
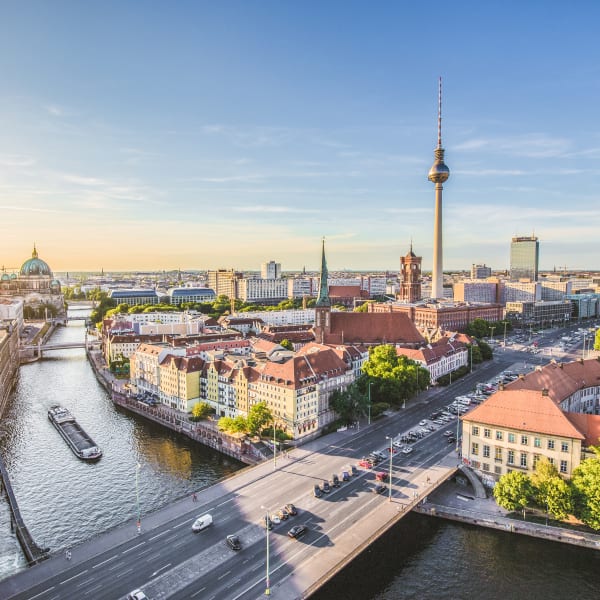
[1,311,599,598]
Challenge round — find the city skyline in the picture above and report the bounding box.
[1,2,599,272]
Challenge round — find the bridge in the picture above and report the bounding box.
[21,340,101,358]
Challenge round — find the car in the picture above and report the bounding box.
[358,459,371,468]
[393,440,403,448]
[372,484,386,494]
[447,435,456,444]
[373,450,387,460]
[342,471,350,482]
[313,484,323,498]
[419,420,428,426]
[332,474,340,487]
[375,471,389,482]
[401,446,413,455]
[351,465,359,476]
[322,481,331,493]
[368,453,382,463]
[226,534,241,551]
[443,430,454,436]
[270,514,281,525]
[127,591,148,600]
[192,513,213,532]
[288,524,307,539]
[386,446,397,453]
[276,508,289,520]
[285,503,298,516]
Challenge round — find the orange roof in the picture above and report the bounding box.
[564,413,600,447]
[462,388,585,440]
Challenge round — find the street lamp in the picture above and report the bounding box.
[273,420,277,469]
[489,326,496,344]
[503,321,508,350]
[368,381,373,425]
[386,436,393,502]
[455,405,461,453]
[261,505,271,596]
[135,462,141,534]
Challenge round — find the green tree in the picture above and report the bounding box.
[571,450,600,530]
[545,476,573,521]
[530,458,559,504]
[467,343,483,365]
[191,401,213,420]
[329,383,370,424]
[247,402,273,436]
[477,339,493,360]
[279,339,294,351]
[595,328,600,351]
[493,471,534,518]
[353,302,371,313]
[218,416,235,431]
[465,318,490,339]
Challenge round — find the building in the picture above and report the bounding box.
[510,236,539,281]
[207,269,243,299]
[237,277,288,304]
[428,78,450,299]
[505,300,572,328]
[261,261,281,279]
[168,287,215,305]
[108,289,159,306]
[565,293,600,320]
[461,358,600,482]
[503,281,541,303]
[232,309,315,327]
[540,280,572,301]
[399,244,422,303]
[0,318,19,415]
[471,264,492,279]
[287,276,318,301]
[453,281,498,304]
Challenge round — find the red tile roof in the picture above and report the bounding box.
[564,413,600,447]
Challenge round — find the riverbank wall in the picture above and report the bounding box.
[413,480,600,551]
[0,323,20,419]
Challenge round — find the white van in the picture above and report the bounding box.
[192,513,213,532]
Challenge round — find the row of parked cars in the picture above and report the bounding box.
[313,466,359,497]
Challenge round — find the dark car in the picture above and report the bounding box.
[285,503,298,516]
[351,465,359,476]
[447,435,457,444]
[287,524,307,539]
[322,481,331,493]
[276,508,289,520]
[372,484,387,495]
[313,484,323,498]
[332,474,340,487]
[342,471,350,482]
[226,534,241,550]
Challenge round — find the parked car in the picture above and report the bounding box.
[372,484,387,494]
[285,503,298,516]
[332,474,340,487]
[375,471,389,482]
[358,459,371,468]
[276,508,289,520]
[419,420,428,426]
[447,435,457,444]
[342,471,350,482]
[313,484,322,498]
[226,534,241,551]
[322,481,331,493]
[127,591,148,600]
[401,446,413,455]
[351,465,359,476]
[288,524,307,539]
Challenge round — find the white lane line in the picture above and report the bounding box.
[216,497,234,508]
[173,519,190,529]
[118,567,133,576]
[148,530,170,541]
[75,577,95,588]
[84,583,103,596]
[92,555,118,568]
[151,563,172,577]
[59,569,89,585]
[190,586,206,597]
[28,587,55,600]
[122,541,146,554]
[217,569,231,581]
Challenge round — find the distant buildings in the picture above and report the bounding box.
[167,287,215,305]
[510,236,539,281]
[471,264,492,279]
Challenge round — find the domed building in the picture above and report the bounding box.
[0,245,64,317]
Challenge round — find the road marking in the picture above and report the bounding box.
[218,569,231,580]
[122,541,146,553]
[59,569,88,585]
[173,519,190,529]
[152,563,172,577]
[191,587,205,597]
[84,583,103,596]
[148,529,170,541]
[216,497,234,508]
[28,587,55,600]
[92,555,118,568]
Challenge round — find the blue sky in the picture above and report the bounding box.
[0,1,599,273]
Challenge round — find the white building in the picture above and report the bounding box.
[261,261,281,279]
[232,309,315,326]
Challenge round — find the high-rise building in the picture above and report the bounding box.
[471,264,492,279]
[399,244,422,302]
[510,236,539,281]
[428,78,450,299]
[260,260,281,279]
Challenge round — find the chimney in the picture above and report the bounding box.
[542,388,549,396]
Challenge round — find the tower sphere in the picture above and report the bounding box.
[428,148,449,184]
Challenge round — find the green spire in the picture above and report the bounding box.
[316,238,330,307]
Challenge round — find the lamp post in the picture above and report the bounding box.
[503,321,508,350]
[386,436,393,502]
[273,420,277,469]
[489,326,496,344]
[261,505,271,595]
[135,462,141,534]
[456,404,461,453]
[368,381,373,425]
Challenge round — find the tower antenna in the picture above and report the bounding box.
[437,76,443,148]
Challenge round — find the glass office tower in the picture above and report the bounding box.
[510,236,539,281]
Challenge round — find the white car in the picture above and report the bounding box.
[127,591,148,600]
[401,446,413,455]
[419,420,428,426]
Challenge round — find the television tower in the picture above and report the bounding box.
[427,77,450,299]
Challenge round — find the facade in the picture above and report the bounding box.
[261,261,281,279]
[232,309,315,326]
[566,293,600,320]
[237,277,288,304]
[503,281,541,303]
[287,277,318,300]
[168,287,216,305]
[471,264,492,279]
[108,289,159,306]
[510,236,539,281]
[505,300,572,327]
[207,269,243,299]
[399,245,422,303]
[453,281,498,304]
[0,298,24,331]
[0,319,19,415]
[540,280,572,301]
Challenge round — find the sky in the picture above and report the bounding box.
[0,1,599,273]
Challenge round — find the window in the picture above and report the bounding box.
[472,426,479,436]
[534,437,541,448]
[483,445,490,458]
[533,454,540,469]
[508,432,515,443]
[561,441,569,452]
[484,428,491,438]
[560,460,568,474]
[508,450,515,465]
[521,435,528,445]
[482,463,490,472]
[472,460,481,469]
[494,466,502,475]
[547,439,555,450]
[472,443,479,456]
[496,430,503,441]
[520,453,527,468]
[495,447,502,462]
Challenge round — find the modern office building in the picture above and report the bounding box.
[510,236,539,281]
[260,261,281,279]
[471,264,492,279]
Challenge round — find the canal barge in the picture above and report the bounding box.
[48,405,102,460]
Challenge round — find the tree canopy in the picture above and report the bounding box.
[571,451,600,530]
[493,471,533,516]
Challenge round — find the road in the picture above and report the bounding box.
[2,332,590,600]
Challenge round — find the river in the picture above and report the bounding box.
[1,311,599,598]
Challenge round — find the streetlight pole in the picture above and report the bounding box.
[386,436,393,502]
[261,506,271,595]
[135,462,141,534]
[368,382,372,425]
[503,321,508,350]
[489,326,496,344]
[456,404,461,453]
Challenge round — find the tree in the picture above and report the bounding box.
[477,339,493,361]
[279,339,294,351]
[493,471,534,517]
[571,450,600,530]
[530,459,559,504]
[595,328,600,351]
[545,477,573,521]
[353,302,371,313]
[329,383,370,424]
[247,402,273,436]
[465,318,490,339]
[191,401,213,420]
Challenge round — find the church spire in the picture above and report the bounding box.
[315,238,330,308]
[32,243,38,259]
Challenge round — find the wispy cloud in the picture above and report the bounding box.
[0,155,36,168]
[454,134,572,158]
[231,204,322,214]
[0,204,62,213]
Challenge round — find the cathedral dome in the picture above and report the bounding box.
[20,245,52,277]
[1,273,10,281]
